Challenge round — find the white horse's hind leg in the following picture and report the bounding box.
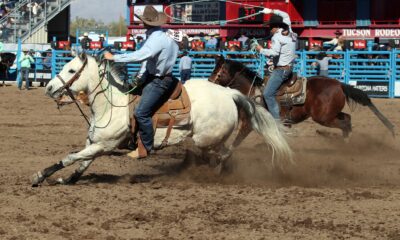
[56,159,94,185]
[31,143,105,187]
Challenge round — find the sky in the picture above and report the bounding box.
[70,0,126,23]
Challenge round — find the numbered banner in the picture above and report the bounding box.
[238,7,263,23]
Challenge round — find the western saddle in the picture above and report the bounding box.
[274,73,307,104]
[130,81,191,157]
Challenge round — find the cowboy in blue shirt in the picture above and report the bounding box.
[104,6,179,159]
[254,8,297,121]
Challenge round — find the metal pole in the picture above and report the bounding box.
[16,38,22,88]
[29,0,32,35]
[51,36,56,78]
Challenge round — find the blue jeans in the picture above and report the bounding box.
[134,76,177,152]
[263,68,292,119]
[319,70,329,77]
[180,69,191,84]
[19,67,30,89]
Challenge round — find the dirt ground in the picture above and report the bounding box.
[1,85,400,240]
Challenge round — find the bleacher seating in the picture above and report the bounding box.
[0,0,71,43]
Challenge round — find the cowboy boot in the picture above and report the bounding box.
[127,136,148,159]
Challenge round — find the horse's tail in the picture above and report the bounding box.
[231,92,294,168]
[341,83,395,137]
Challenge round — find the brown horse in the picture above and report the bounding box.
[209,55,395,140]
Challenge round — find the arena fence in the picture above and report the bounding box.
[8,48,400,98]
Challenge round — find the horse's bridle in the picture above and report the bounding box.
[211,63,246,88]
[54,57,88,95]
[53,57,90,125]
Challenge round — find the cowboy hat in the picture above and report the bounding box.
[100,34,105,38]
[334,30,342,35]
[265,14,287,29]
[135,5,167,26]
[83,32,88,37]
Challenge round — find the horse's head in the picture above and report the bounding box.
[208,55,233,86]
[0,52,16,67]
[46,52,93,103]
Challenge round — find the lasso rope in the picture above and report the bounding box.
[164,0,265,25]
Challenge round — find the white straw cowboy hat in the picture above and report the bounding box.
[83,32,88,37]
[135,5,167,26]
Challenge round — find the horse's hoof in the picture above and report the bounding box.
[56,177,66,185]
[31,171,44,187]
[214,163,223,175]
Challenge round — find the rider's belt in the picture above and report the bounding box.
[149,74,173,80]
[275,65,292,70]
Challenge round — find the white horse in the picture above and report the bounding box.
[31,52,293,186]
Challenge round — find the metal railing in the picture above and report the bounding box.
[39,49,400,98]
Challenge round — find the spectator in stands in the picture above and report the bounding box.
[136,36,144,50]
[27,1,41,17]
[219,37,227,50]
[180,33,189,50]
[99,34,106,47]
[191,36,204,51]
[18,48,34,90]
[179,50,192,84]
[312,51,331,77]
[43,49,52,70]
[238,33,249,50]
[206,32,217,50]
[128,33,134,42]
[0,3,8,18]
[1,17,13,41]
[80,32,92,50]
[324,30,344,51]
[199,32,206,42]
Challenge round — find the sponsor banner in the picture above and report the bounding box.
[395,81,400,97]
[89,41,102,49]
[122,41,135,49]
[57,41,70,49]
[355,81,389,96]
[353,40,366,49]
[310,40,322,47]
[130,28,220,35]
[343,29,400,39]
[28,69,52,82]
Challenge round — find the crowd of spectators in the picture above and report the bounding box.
[0,0,45,42]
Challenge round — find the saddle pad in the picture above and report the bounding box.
[276,77,305,97]
[277,77,308,105]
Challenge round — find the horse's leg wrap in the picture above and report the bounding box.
[32,161,64,187]
[58,159,93,185]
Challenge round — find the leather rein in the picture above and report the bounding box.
[54,57,90,125]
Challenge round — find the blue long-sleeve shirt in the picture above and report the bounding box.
[113,27,179,77]
[260,10,297,67]
[179,56,192,71]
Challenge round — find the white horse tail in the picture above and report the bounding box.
[231,92,294,168]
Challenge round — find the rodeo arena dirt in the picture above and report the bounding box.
[0,85,399,239]
[1,0,400,239]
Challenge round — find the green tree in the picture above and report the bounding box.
[70,16,127,37]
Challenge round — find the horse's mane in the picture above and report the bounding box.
[92,54,127,84]
[225,59,264,86]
